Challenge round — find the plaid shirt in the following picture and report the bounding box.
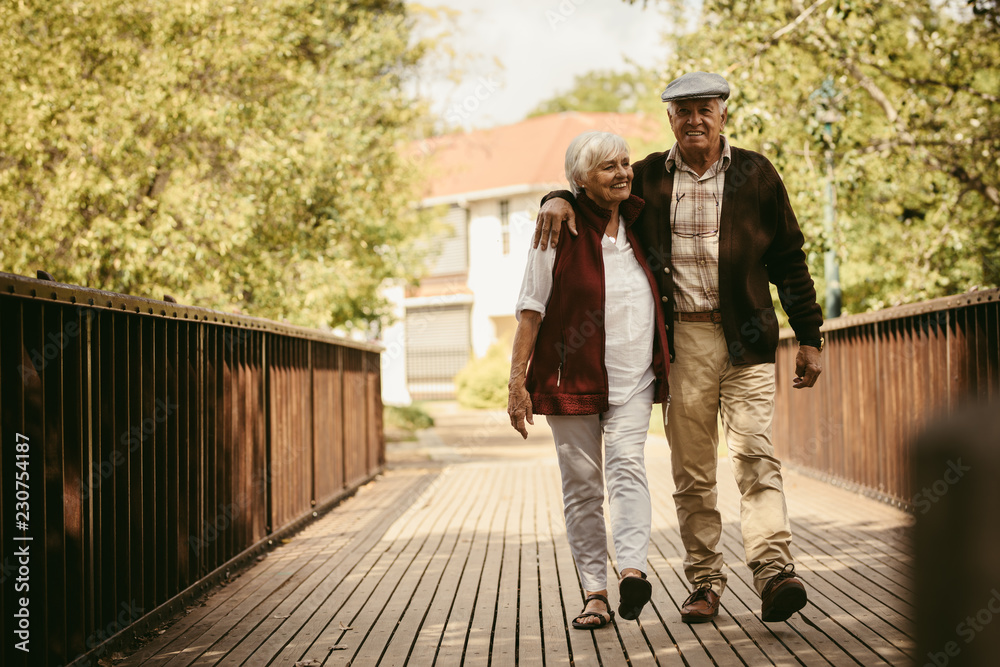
[666,136,732,313]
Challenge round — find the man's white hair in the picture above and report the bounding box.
[564,131,630,196]
[666,96,728,118]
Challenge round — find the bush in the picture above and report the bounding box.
[454,344,510,410]
[384,403,434,441]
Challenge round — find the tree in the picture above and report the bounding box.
[528,68,662,117]
[0,0,435,330]
[622,0,1000,313]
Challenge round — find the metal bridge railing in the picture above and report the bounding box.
[773,288,1000,508]
[0,272,384,666]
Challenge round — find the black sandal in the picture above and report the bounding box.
[618,571,652,621]
[572,593,614,630]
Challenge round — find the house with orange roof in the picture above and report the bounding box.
[381,111,663,403]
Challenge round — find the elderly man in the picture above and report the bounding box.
[533,71,824,624]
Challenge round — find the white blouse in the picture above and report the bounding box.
[515,222,656,406]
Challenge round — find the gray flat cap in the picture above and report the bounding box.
[660,71,730,103]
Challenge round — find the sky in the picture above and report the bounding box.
[409,0,677,130]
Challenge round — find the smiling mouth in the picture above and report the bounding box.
[612,183,628,189]
[686,131,705,136]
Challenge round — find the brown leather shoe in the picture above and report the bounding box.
[760,563,807,622]
[680,586,720,624]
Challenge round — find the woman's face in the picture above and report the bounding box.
[579,151,632,208]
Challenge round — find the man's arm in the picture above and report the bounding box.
[758,157,824,389]
[533,191,577,250]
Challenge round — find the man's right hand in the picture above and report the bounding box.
[533,197,577,250]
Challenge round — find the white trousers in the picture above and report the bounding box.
[547,383,654,592]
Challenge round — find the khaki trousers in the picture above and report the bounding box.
[664,320,793,596]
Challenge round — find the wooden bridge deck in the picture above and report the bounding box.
[123,405,915,666]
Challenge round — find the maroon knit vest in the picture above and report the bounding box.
[527,192,669,415]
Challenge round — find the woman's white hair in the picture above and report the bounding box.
[564,131,630,196]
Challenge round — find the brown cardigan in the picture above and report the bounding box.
[545,144,823,365]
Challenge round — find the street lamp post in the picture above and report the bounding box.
[819,109,842,318]
[814,77,842,319]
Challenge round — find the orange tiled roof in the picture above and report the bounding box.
[413,112,664,201]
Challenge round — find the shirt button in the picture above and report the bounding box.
[697,205,703,211]
[699,260,706,265]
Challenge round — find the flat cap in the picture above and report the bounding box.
[660,71,730,103]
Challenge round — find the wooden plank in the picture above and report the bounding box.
[463,466,517,665]
[786,483,915,573]
[535,463,572,666]
[784,520,915,617]
[435,465,513,666]
[405,464,505,665]
[490,463,526,666]
[327,470,472,667]
[547,464,603,667]
[644,463,757,667]
[648,538,742,666]
[376,467,497,666]
[705,548,825,666]
[237,470,451,665]
[120,471,435,666]
[706,517,875,667]
[185,471,441,665]
[514,464,543,667]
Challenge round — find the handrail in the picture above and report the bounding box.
[780,288,1000,336]
[0,271,383,352]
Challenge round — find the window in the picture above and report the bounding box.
[499,199,510,255]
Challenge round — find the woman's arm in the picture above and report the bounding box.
[508,310,542,439]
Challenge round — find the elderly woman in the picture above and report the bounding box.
[507,130,670,629]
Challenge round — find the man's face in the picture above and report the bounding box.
[668,97,727,159]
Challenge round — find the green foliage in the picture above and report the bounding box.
[384,403,434,440]
[528,68,663,117]
[454,344,510,410]
[0,0,435,329]
[622,0,1000,314]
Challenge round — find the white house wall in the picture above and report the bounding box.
[379,284,411,406]
[467,192,546,358]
